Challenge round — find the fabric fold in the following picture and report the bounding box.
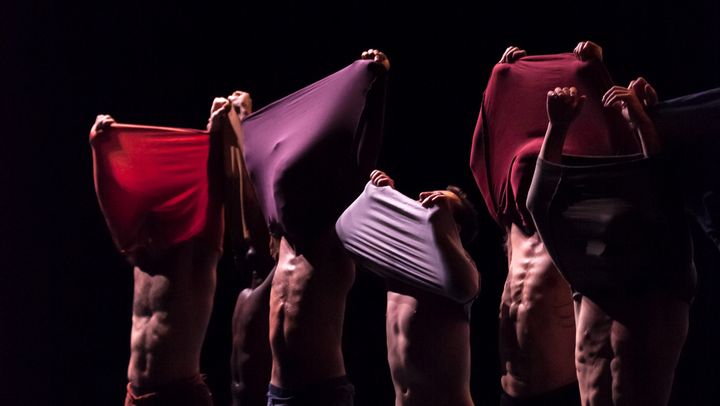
[469,53,637,232]
[242,60,387,240]
[91,124,215,258]
[336,182,477,303]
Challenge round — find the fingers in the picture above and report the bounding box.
[418,191,434,201]
[573,41,584,58]
[370,169,385,182]
[629,77,658,108]
[510,48,527,62]
[362,49,381,60]
[370,169,395,188]
[602,86,624,104]
[602,86,632,109]
[95,114,114,123]
[499,47,512,63]
[546,86,586,124]
[207,99,231,131]
[602,85,646,125]
[93,114,116,133]
[229,90,249,98]
[574,40,603,61]
[376,176,394,188]
[210,97,229,114]
[500,46,526,63]
[228,90,251,104]
[549,87,579,103]
[228,90,253,116]
[628,77,647,98]
[419,191,450,208]
[644,83,659,107]
[361,48,390,71]
[420,191,443,207]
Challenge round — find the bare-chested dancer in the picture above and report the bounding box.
[92,90,251,406]
[369,170,480,406]
[231,265,275,406]
[208,91,282,406]
[266,49,390,406]
[538,81,691,406]
[493,42,604,406]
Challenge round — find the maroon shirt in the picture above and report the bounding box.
[469,53,637,232]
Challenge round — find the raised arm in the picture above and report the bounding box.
[603,82,661,156]
[419,189,480,303]
[629,76,659,108]
[539,86,586,163]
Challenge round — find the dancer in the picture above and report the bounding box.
[91,90,252,405]
[239,49,390,405]
[354,169,479,405]
[469,41,634,405]
[526,83,695,405]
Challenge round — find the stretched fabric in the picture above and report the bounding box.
[242,60,387,240]
[469,53,638,232]
[91,124,219,258]
[651,88,720,249]
[336,182,477,303]
[527,155,696,304]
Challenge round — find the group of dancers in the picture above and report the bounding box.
[89,43,720,406]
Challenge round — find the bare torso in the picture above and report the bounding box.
[230,269,274,406]
[499,224,577,397]
[574,290,688,406]
[127,241,219,389]
[386,284,473,406]
[269,232,355,388]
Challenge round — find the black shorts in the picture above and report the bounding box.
[266,376,354,406]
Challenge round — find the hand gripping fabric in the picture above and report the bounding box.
[469,53,638,232]
[91,124,217,259]
[336,182,478,303]
[242,60,387,240]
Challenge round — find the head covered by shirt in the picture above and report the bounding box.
[242,60,387,242]
[469,53,638,232]
[90,124,219,259]
[336,182,478,304]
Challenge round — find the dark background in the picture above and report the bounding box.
[3,0,720,405]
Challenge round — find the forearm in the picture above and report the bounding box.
[436,238,480,303]
[539,122,570,163]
